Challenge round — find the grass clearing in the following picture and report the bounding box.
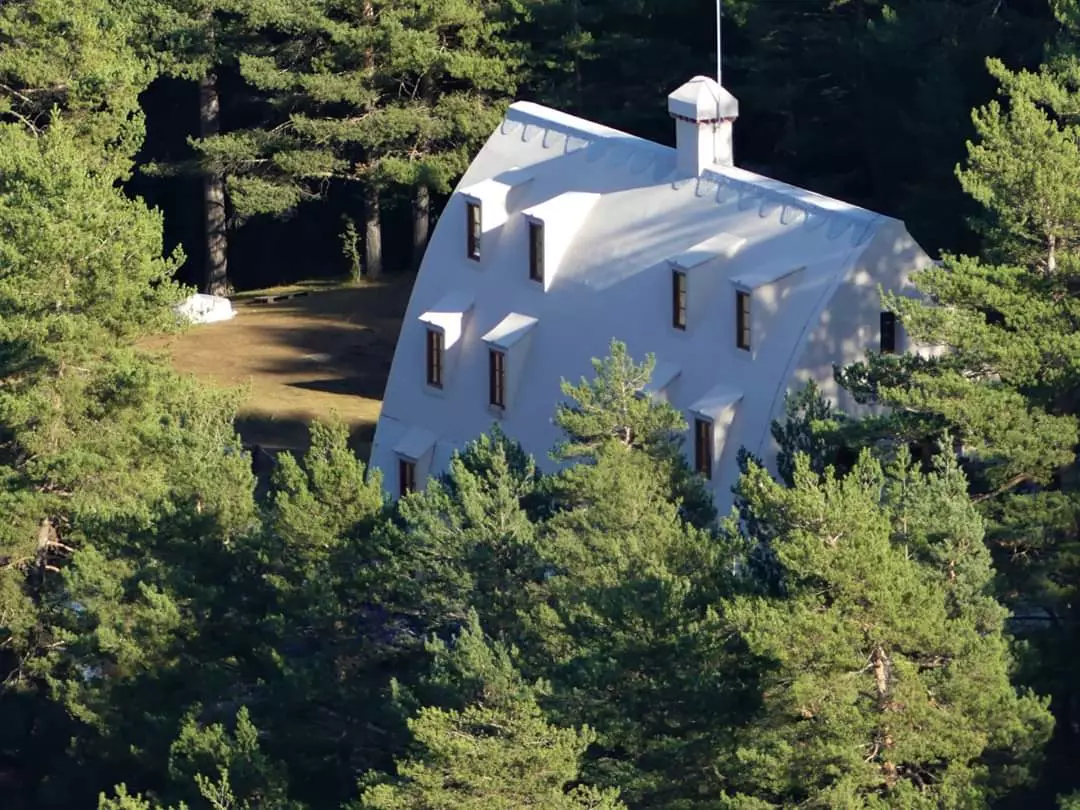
[145,276,413,461]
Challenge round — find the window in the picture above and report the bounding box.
[399,459,417,495]
[489,348,506,408]
[694,418,713,479]
[425,328,444,388]
[467,202,481,260]
[880,311,897,354]
[672,269,687,330]
[736,290,751,351]
[529,221,545,282]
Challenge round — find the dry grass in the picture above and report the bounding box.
[144,276,413,461]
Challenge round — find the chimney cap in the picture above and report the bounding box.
[668,76,739,123]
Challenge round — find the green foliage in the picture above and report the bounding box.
[212,0,526,220]
[959,58,1080,270]
[723,450,1053,806]
[6,3,1080,808]
[397,428,544,639]
[0,0,154,170]
[771,380,849,486]
[360,615,624,810]
[555,339,715,527]
[101,708,302,810]
[555,339,684,460]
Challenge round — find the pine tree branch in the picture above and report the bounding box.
[971,473,1032,503]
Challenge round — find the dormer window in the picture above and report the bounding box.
[736,290,751,351]
[489,348,506,409]
[672,269,687,330]
[425,328,444,388]
[467,202,481,260]
[694,418,713,479]
[399,459,417,495]
[528,220,545,283]
[880,311,897,354]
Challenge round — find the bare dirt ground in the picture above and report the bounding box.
[145,276,413,462]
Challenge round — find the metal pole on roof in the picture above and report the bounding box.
[717,0,723,85]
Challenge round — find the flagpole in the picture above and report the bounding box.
[716,0,723,85]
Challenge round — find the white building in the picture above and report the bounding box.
[369,75,933,510]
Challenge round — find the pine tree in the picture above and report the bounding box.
[555,339,714,527]
[719,449,1052,807]
[0,0,154,175]
[125,0,259,294]
[359,613,624,810]
[101,708,303,809]
[212,0,525,277]
[0,17,268,804]
[396,428,546,640]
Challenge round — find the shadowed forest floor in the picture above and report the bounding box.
[146,276,414,463]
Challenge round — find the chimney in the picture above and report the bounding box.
[667,76,739,177]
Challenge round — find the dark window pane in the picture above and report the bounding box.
[529,221,544,282]
[467,203,481,260]
[399,459,416,495]
[880,311,897,354]
[694,418,713,479]
[426,329,443,387]
[736,291,751,350]
[673,270,687,329]
[489,349,505,408]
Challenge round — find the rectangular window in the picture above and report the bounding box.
[425,328,444,388]
[736,290,751,351]
[398,459,416,496]
[672,269,687,330]
[694,418,713,479]
[880,311,897,354]
[489,348,506,409]
[467,202,481,260]
[529,221,545,283]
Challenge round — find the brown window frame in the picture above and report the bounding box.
[736,289,751,351]
[528,220,545,283]
[425,328,444,388]
[672,268,687,330]
[398,458,417,496]
[489,348,506,409]
[694,418,713,479]
[466,202,481,260]
[880,311,897,354]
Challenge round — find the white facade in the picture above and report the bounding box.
[370,76,933,511]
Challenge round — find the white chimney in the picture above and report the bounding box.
[667,75,739,176]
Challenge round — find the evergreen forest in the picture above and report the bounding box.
[5,0,1080,807]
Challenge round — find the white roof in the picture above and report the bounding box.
[370,86,931,510]
[642,360,681,399]
[481,313,539,350]
[689,383,744,420]
[670,232,745,269]
[393,426,436,461]
[418,290,475,330]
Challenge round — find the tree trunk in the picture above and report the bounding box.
[412,183,430,272]
[362,0,383,279]
[365,183,383,279]
[200,71,229,295]
[1048,232,1057,274]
